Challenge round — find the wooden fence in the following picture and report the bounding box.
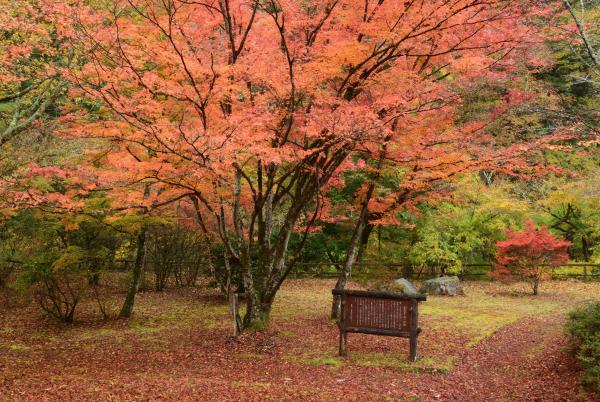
[108,259,600,281]
[287,261,600,281]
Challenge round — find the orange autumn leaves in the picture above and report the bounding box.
[13,0,551,228]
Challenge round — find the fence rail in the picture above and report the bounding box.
[287,261,600,281]
[107,259,600,281]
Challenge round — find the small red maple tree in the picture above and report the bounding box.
[492,221,571,295]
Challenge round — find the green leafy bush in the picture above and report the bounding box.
[565,302,600,393]
[1,209,124,321]
[24,251,86,323]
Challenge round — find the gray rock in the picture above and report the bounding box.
[420,276,464,296]
[373,278,421,296]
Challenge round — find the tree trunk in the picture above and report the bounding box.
[88,271,100,286]
[240,235,294,331]
[240,256,285,331]
[532,277,539,296]
[119,227,147,318]
[331,138,390,321]
[243,298,272,331]
[582,236,591,262]
[331,182,375,320]
[357,223,374,262]
[212,146,349,333]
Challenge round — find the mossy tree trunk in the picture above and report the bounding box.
[119,227,147,318]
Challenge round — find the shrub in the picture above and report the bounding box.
[565,302,600,393]
[22,250,86,323]
[0,262,15,288]
[146,224,209,291]
[4,210,124,321]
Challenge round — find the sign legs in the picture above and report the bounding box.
[409,334,418,362]
[339,330,348,356]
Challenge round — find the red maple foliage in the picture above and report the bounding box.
[491,221,572,295]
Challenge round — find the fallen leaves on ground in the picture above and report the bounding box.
[1,279,598,401]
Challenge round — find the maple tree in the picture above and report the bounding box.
[0,0,83,220]
[327,85,563,317]
[41,0,554,329]
[492,220,571,295]
[0,0,70,149]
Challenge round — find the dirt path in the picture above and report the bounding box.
[424,315,592,401]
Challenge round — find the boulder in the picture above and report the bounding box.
[420,276,464,296]
[373,278,422,297]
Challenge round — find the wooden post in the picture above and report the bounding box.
[409,335,417,362]
[409,299,419,362]
[339,330,347,356]
[338,294,347,356]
